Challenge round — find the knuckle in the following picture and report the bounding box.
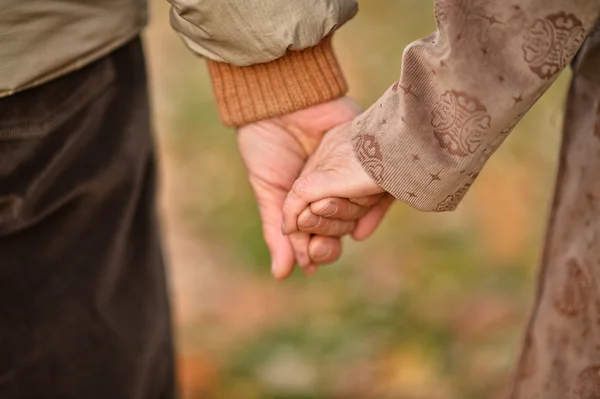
[300,215,322,231]
[282,200,294,216]
[350,196,370,206]
[323,220,345,236]
[296,250,310,267]
[328,219,343,234]
[290,176,311,199]
[342,203,361,219]
[332,221,353,237]
[313,215,324,229]
[346,221,358,234]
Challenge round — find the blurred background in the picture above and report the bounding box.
[144,1,570,398]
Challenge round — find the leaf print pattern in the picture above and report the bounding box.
[573,365,600,399]
[353,134,384,184]
[523,12,586,79]
[554,258,591,317]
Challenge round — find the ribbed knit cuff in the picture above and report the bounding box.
[206,36,348,127]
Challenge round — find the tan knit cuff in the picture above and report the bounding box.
[206,36,348,127]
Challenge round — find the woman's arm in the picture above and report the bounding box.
[353,0,600,211]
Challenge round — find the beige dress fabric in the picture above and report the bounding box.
[511,27,600,399]
[353,1,600,397]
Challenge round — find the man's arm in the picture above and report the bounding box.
[167,0,358,126]
[352,0,600,212]
[166,0,363,277]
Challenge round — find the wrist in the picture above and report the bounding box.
[282,99,362,156]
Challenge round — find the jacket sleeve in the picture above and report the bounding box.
[168,0,358,126]
[352,0,600,212]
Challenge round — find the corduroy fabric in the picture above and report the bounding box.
[0,38,176,399]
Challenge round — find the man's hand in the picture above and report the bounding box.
[282,121,394,244]
[237,97,365,279]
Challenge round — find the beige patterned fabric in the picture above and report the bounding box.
[353,1,600,211]
[509,27,600,399]
[354,2,600,397]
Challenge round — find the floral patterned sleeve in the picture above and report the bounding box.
[352,0,600,211]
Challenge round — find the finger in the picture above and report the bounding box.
[352,194,395,241]
[267,232,296,280]
[289,231,313,271]
[308,236,342,265]
[298,207,356,236]
[350,193,386,207]
[263,222,296,280]
[283,171,382,235]
[310,197,371,220]
[254,194,296,280]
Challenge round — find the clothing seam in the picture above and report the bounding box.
[0,28,141,99]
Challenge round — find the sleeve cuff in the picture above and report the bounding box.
[206,36,348,127]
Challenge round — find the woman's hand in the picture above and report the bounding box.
[238,98,374,279]
[282,121,394,261]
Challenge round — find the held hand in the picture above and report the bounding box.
[282,121,394,245]
[237,97,366,279]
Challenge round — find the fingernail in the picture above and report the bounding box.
[271,260,290,281]
[299,213,320,230]
[319,202,338,217]
[304,265,317,276]
[312,244,331,261]
[281,220,288,235]
[271,260,279,274]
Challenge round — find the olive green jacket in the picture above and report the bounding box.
[0,0,357,110]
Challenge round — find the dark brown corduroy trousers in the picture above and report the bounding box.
[0,38,176,399]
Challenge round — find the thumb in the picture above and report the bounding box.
[256,194,296,280]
